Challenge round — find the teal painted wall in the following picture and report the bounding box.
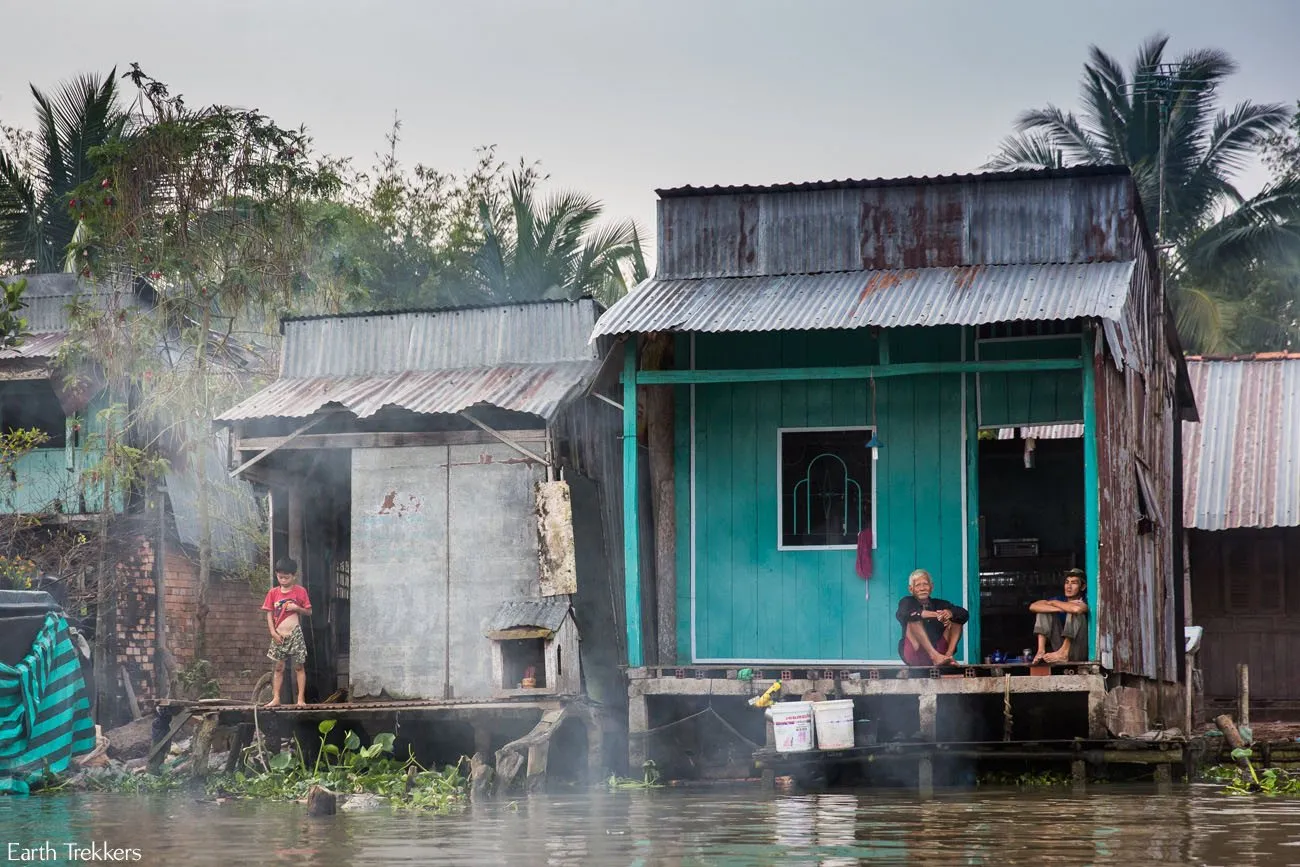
[1,390,117,515]
[675,329,971,663]
[978,336,1083,426]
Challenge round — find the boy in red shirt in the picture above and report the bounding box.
[261,558,312,706]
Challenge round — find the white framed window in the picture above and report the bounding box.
[777,426,876,551]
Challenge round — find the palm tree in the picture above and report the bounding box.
[985,36,1300,351]
[473,171,643,307]
[0,71,125,273]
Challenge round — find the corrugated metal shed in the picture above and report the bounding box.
[485,597,571,634]
[164,436,261,574]
[217,361,600,422]
[591,262,1134,337]
[280,299,600,378]
[1183,356,1300,530]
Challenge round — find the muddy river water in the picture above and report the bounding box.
[2,785,1299,865]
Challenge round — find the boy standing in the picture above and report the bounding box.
[261,558,311,706]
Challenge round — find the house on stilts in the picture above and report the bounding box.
[594,165,1199,781]
[212,299,628,791]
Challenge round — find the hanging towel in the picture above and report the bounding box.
[855,529,874,600]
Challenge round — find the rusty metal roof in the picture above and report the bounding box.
[655,164,1131,198]
[280,298,600,378]
[1183,357,1300,530]
[592,262,1134,337]
[0,332,64,362]
[216,361,600,422]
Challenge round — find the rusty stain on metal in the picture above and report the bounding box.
[378,491,422,517]
[1183,355,1300,530]
[951,264,983,292]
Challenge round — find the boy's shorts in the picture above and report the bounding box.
[267,625,307,666]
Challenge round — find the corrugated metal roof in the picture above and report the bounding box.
[485,597,571,634]
[164,436,260,574]
[281,298,600,378]
[0,332,64,362]
[995,424,1085,440]
[655,165,1131,198]
[7,273,142,333]
[592,262,1135,337]
[1183,357,1300,530]
[216,361,600,422]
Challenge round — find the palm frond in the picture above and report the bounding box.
[1172,284,1230,354]
[1015,106,1109,165]
[983,132,1065,171]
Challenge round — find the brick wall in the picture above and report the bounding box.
[114,537,267,710]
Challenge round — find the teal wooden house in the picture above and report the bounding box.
[595,166,1197,681]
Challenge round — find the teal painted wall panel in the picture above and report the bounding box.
[1,389,118,515]
[679,331,970,662]
[978,336,1083,427]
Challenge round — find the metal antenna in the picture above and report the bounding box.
[1131,63,1215,249]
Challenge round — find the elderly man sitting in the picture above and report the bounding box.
[896,569,968,666]
[1029,568,1090,664]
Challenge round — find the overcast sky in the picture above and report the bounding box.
[4,1,1298,258]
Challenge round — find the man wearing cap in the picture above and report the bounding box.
[1029,568,1090,664]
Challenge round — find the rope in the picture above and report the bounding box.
[629,705,763,750]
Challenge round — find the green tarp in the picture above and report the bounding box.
[0,612,96,795]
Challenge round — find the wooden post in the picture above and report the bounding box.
[1237,664,1250,728]
[628,686,649,772]
[644,335,676,667]
[1184,654,1195,736]
[190,713,219,778]
[1214,714,1253,776]
[288,487,303,566]
[306,785,337,816]
[1081,328,1100,657]
[622,339,643,667]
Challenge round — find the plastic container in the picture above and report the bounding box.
[812,700,855,750]
[768,701,815,753]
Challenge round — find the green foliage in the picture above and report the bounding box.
[986,35,1300,353]
[0,277,28,346]
[0,71,126,273]
[608,759,662,789]
[75,766,187,794]
[175,658,221,700]
[1220,749,1300,796]
[216,720,467,813]
[0,554,39,590]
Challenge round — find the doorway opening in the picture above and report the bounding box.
[977,430,1084,663]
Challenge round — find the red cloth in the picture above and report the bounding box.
[900,634,952,667]
[855,529,873,599]
[261,585,311,630]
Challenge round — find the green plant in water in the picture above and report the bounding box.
[978,769,1073,787]
[608,759,662,790]
[214,719,467,813]
[1222,747,1300,796]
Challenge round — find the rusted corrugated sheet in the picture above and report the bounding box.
[592,262,1134,338]
[281,298,600,378]
[0,332,64,362]
[1183,357,1300,530]
[654,169,1137,279]
[13,273,142,332]
[217,361,600,422]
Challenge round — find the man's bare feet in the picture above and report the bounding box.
[1031,653,1046,665]
[1041,649,1068,664]
[264,701,281,708]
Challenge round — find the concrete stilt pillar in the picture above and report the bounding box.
[918,693,938,741]
[628,688,649,773]
[917,755,934,798]
[1087,686,1107,739]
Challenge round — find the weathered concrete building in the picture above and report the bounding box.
[1184,354,1300,719]
[594,166,1197,775]
[216,299,626,785]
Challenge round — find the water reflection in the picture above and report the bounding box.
[2,785,1300,865]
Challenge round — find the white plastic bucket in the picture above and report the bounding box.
[768,701,815,753]
[812,699,855,750]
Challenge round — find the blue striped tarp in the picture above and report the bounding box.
[0,612,96,795]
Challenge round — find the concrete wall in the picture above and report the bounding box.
[350,442,545,700]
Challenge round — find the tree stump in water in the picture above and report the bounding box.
[1215,714,1255,778]
[470,752,495,803]
[307,785,337,817]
